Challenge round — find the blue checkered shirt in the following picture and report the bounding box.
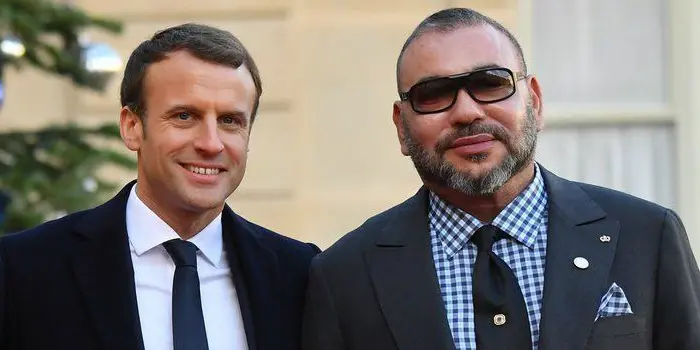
[429,165,548,350]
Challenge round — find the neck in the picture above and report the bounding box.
[427,161,536,222]
[135,186,222,240]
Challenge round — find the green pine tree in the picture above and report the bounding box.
[0,0,136,234]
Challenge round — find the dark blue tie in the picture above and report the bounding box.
[163,239,209,350]
[471,224,532,349]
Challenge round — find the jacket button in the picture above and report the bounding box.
[493,313,507,326]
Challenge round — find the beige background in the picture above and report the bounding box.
[3,0,700,252]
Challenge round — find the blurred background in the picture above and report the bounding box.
[1,0,699,254]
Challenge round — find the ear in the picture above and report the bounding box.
[120,107,144,152]
[527,75,544,131]
[392,102,410,156]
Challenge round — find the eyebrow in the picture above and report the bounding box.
[163,104,248,119]
[163,104,202,116]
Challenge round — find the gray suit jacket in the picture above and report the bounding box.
[301,167,700,350]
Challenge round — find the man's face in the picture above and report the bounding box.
[121,50,256,215]
[393,25,543,195]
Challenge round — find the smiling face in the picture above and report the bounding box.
[393,24,543,196]
[120,50,256,220]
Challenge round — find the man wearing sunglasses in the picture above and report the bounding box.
[302,7,700,350]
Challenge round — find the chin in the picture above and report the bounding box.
[450,156,499,173]
[185,200,225,213]
[180,190,227,210]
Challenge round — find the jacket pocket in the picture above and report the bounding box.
[585,315,649,350]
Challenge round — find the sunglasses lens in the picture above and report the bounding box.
[406,68,518,113]
[410,78,457,113]
[466,69,515,102]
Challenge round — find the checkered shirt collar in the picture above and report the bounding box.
[428,164,548,258]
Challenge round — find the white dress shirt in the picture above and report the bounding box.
[126,185,248,350]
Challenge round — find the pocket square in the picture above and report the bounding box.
[595,282,633,321]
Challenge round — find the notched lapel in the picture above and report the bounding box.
[365,189,456,350]
[223,209,281,350]
[70,184,144,350]
[538,170,621,350]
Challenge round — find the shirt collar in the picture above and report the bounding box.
[429,164,548,257]
[125,184,224,267]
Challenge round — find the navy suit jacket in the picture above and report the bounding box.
[0,182,320,350]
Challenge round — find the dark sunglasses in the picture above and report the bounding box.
[399,67,526,114]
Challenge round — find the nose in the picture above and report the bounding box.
[447,89,486,126]
[193,117,224,155]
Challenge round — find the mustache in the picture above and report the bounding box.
[435,123,510,154]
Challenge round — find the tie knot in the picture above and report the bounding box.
[163,239,199,268]
[471,225,506,252]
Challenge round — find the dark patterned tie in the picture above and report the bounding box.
[471,225,532,349]
[163,239,209,350]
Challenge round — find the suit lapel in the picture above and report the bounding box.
[223,208,280,350]
[365,189,456,350]
[70,182,144,350]
[538,169,620,350]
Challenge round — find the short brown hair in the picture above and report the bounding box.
[120,23,263,123]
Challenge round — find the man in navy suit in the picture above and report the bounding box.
[0,23,319,350]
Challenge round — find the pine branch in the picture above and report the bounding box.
[0,123,137,234]
[0,0,122,90]
[0,1,131,234]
